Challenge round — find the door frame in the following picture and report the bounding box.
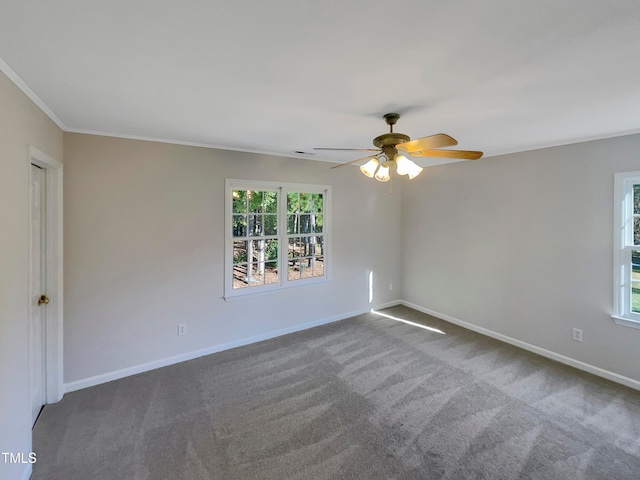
[29,146,63,403]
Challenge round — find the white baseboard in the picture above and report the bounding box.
[21,463,32,480]
[401,300,640,392]
[64,305,385,394]
[372,299,402,310]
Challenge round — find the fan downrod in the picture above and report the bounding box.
[374,113,409,149]
[383,113,400,130]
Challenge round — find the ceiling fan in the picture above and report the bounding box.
[315,113,483,182]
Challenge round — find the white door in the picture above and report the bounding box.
[30,164,46,426]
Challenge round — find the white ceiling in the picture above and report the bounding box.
[2,0,640,166]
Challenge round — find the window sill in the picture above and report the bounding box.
[224,278,331,302]
[611,315,640,330]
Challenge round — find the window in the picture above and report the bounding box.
[613,172,640,328]
[225,180,330,299]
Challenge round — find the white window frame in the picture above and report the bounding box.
[224,179,331,300]
[612,171,640,329]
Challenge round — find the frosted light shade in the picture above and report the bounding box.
[375,163,390,182]
[360,158,379,178]
[407,162,424,179]
[395,154,411,175]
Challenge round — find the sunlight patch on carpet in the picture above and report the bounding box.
[371,309,446,335]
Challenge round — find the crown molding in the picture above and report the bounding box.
[64,127,337,163]
[0,57,66,130]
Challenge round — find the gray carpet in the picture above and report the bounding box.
[32,306,640,479]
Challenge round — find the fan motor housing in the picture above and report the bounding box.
[373,133,410,148]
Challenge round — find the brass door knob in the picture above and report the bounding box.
[38,295,49,306]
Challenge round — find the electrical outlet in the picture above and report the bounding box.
[178,323,187,336]
[389,283,393,291]
[572,328,583,342]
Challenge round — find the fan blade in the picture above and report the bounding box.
[330,155,378,169]
[410,149,483,160]
[314,148,380,152]
[397,134,458,152]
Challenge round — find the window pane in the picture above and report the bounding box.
[632,253,640,281]
[248,191,263,214]
[264,191,277,214]
[264,239,278,262]
[287,214,298,234]
[634,185,640,215]
[300,193,312,213]
[232,263,249,289]
[287,192,299,214]
[232,215,246,237]
[233,241,247,264]
[300,258,313,279]
[315,236,324,255]
[265,262,278,284]
[296,236,308,257]
[314,256,325,277]
[635,217,640,246]
[264,214,277,235]
[313,193,323,213]
[250,240,265,262]
[307,236,318,256]
[314,214,323,233]
[301,236,318,257]
[633,282,640,313]
[248,263,264,286]
[288,237,301,258]
[632,250,640,313]
[300,214,312,233]
[232,190,247,213]
[248,214,263,236]
[288,260,300,281]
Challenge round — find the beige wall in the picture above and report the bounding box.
[0,71,63,480]
[401,134,640,383]
[63,133,402,384]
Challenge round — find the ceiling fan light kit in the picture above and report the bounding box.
[359,154,423,182]
[319,112,483,185]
